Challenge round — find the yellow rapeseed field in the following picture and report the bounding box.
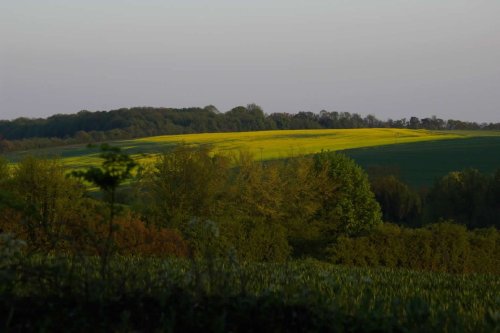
[11,128,461,171]
[132,128,459,161]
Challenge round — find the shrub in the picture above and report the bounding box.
[327,222,500,274]
[426,222,470,273]
[224,218,291,262]
[467,228,499,274]
[113,214,189,258]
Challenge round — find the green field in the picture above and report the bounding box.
[3,128,500,187]
[344,136,500,187]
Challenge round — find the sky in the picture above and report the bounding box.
[1,0,499,122]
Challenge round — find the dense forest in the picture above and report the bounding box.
[1,105,500,152]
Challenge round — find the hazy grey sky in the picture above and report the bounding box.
[1,0,499,122]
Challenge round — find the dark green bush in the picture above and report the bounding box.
[327,222,500,274]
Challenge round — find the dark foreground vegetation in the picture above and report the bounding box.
[1,145,499,331]
[1,104,500,152]
[1,254,499,332]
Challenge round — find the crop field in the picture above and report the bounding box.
[4,257,499,331]
[344,136,500,187]
[5,128,459,169]
[4,129,500,188]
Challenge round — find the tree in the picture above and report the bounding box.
[138,145,230,228]
[227,151,284,222]
[277,156,333,257]
[71,144,137,278]
[313,152,382,238]
[364,114,381,128]
[426,169,491,228]
[370,175,422,225]
[8,157,84,251]
[408,117,420,129]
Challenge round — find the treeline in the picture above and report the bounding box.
[369,168,500,229]
[0,146,498,273]
[1,105,500,152]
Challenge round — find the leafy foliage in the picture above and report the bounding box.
[313,151,382,237]
[71,144,137,194]
[137,148,381,260]
[138,145,229,228]
[328,222,500,274]
[5,157,84,251]
[370,175,422,225]
[70,144,137,278]
[426,168,500,228]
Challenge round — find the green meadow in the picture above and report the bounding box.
[344,135,500,187]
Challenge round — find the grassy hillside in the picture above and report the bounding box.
[4,128,458,169]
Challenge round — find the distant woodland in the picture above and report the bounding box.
[1,104,499,152]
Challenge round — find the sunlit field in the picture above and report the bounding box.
[5,128,461,170]
[135,128,458,159]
